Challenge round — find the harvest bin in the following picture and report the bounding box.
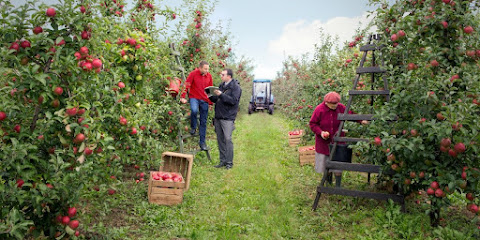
[147,152,194,205]
[298,145,315,166]
[288,130,304,147]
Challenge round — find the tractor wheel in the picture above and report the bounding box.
[248,103,254,114]
[268,105,274,115]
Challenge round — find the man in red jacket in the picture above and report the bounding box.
[180,61,213,150]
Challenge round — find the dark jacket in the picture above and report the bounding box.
[209,79,242,120]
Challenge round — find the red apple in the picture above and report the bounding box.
[454,142,466,153]
[107,189,116,195]
[430,59,439,67]
[16,179,24,188]
[435,188,444,198]
[33,26,43,34]
[61,216,70,225]
[84,147,93,155]
[118,82,125,89]
[426,188,435,195]
[466,193,475,201]
[69,220,79,229]
[126,38,137,46]
[436,112,445,120]
[66,107,77,117]
[79,46,89,56]
[14,124,20,133]
[80,6,86,13]
[390,34,398,42]
[0,111,6,121]
[92,59,102,69]
[430,181,439,189]
[67,207,77,217]
[419,172,425,178]
[440,138,451,147]
[46,8,56,17]
[374,137,382,146]
[130,127,137,135]
[74,133,85,144]
[20,40,31,48]
[409,171,416,178]
[448,149,457,157]
[54,87,63,96]
[441,21,448,29]
[462,171,467,180]
[464,26,474,34]
[397,30,406,38]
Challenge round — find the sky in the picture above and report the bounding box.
[12,0,380,79]
[207,0,378,79]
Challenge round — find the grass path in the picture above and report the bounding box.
[81,112,477,239]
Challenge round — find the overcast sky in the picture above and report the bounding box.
[12,0,380,79]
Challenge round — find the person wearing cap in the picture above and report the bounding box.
[309,91,368,187]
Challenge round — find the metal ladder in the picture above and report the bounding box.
[169,43,211,161]
[312,34,404,211]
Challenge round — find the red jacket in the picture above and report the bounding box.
[181,68,213,104]
[309,102,354,155]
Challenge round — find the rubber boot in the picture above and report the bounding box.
[326,172,333,185]
[335,175,342,188]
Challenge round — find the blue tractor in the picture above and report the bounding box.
[248,79,274,114]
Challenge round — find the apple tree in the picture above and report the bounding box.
[364,0,480,226]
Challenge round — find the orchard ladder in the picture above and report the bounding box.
[312,34,405,211]
[169,43,211,161]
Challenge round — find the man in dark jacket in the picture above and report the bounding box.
[209,68,242,169]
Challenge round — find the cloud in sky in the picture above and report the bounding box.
[253,12,375,79]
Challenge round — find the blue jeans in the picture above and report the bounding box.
[189,98,209,145]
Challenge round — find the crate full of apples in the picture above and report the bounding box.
[147,152,193,206]
[288,129,304,147]
[298,145,315,166]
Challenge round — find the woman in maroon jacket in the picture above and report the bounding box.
[309,92,367,187]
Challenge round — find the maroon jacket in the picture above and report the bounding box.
[309,102,353,155]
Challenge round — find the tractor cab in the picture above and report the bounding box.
[248,79,274,114]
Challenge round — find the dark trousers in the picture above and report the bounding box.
[214,119,235,167]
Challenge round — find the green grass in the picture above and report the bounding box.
[78,112,479,239]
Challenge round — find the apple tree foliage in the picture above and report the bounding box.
[274,0,480,228]
[0,0,250,238]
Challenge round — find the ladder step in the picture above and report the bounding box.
[359,44,378,52]
[337,114,374,121]
[173,66,185,72]
[349,90,390,95]
[333,137,369,143]
[356,67,386,74]
[325,161,380,173]
[170,50,181,56]
[317,186,404,204]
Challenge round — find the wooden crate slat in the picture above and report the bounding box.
[318,186,404,204]
[337,114,374,121]
[356,67,386,74]
[348,90,390,95]
[325,161,381,173]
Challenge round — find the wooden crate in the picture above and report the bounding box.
[147,152,193,205]
[148,177,185,205]
[288,130,304,147]
[298,145,315,166]
[160,152,193,190]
